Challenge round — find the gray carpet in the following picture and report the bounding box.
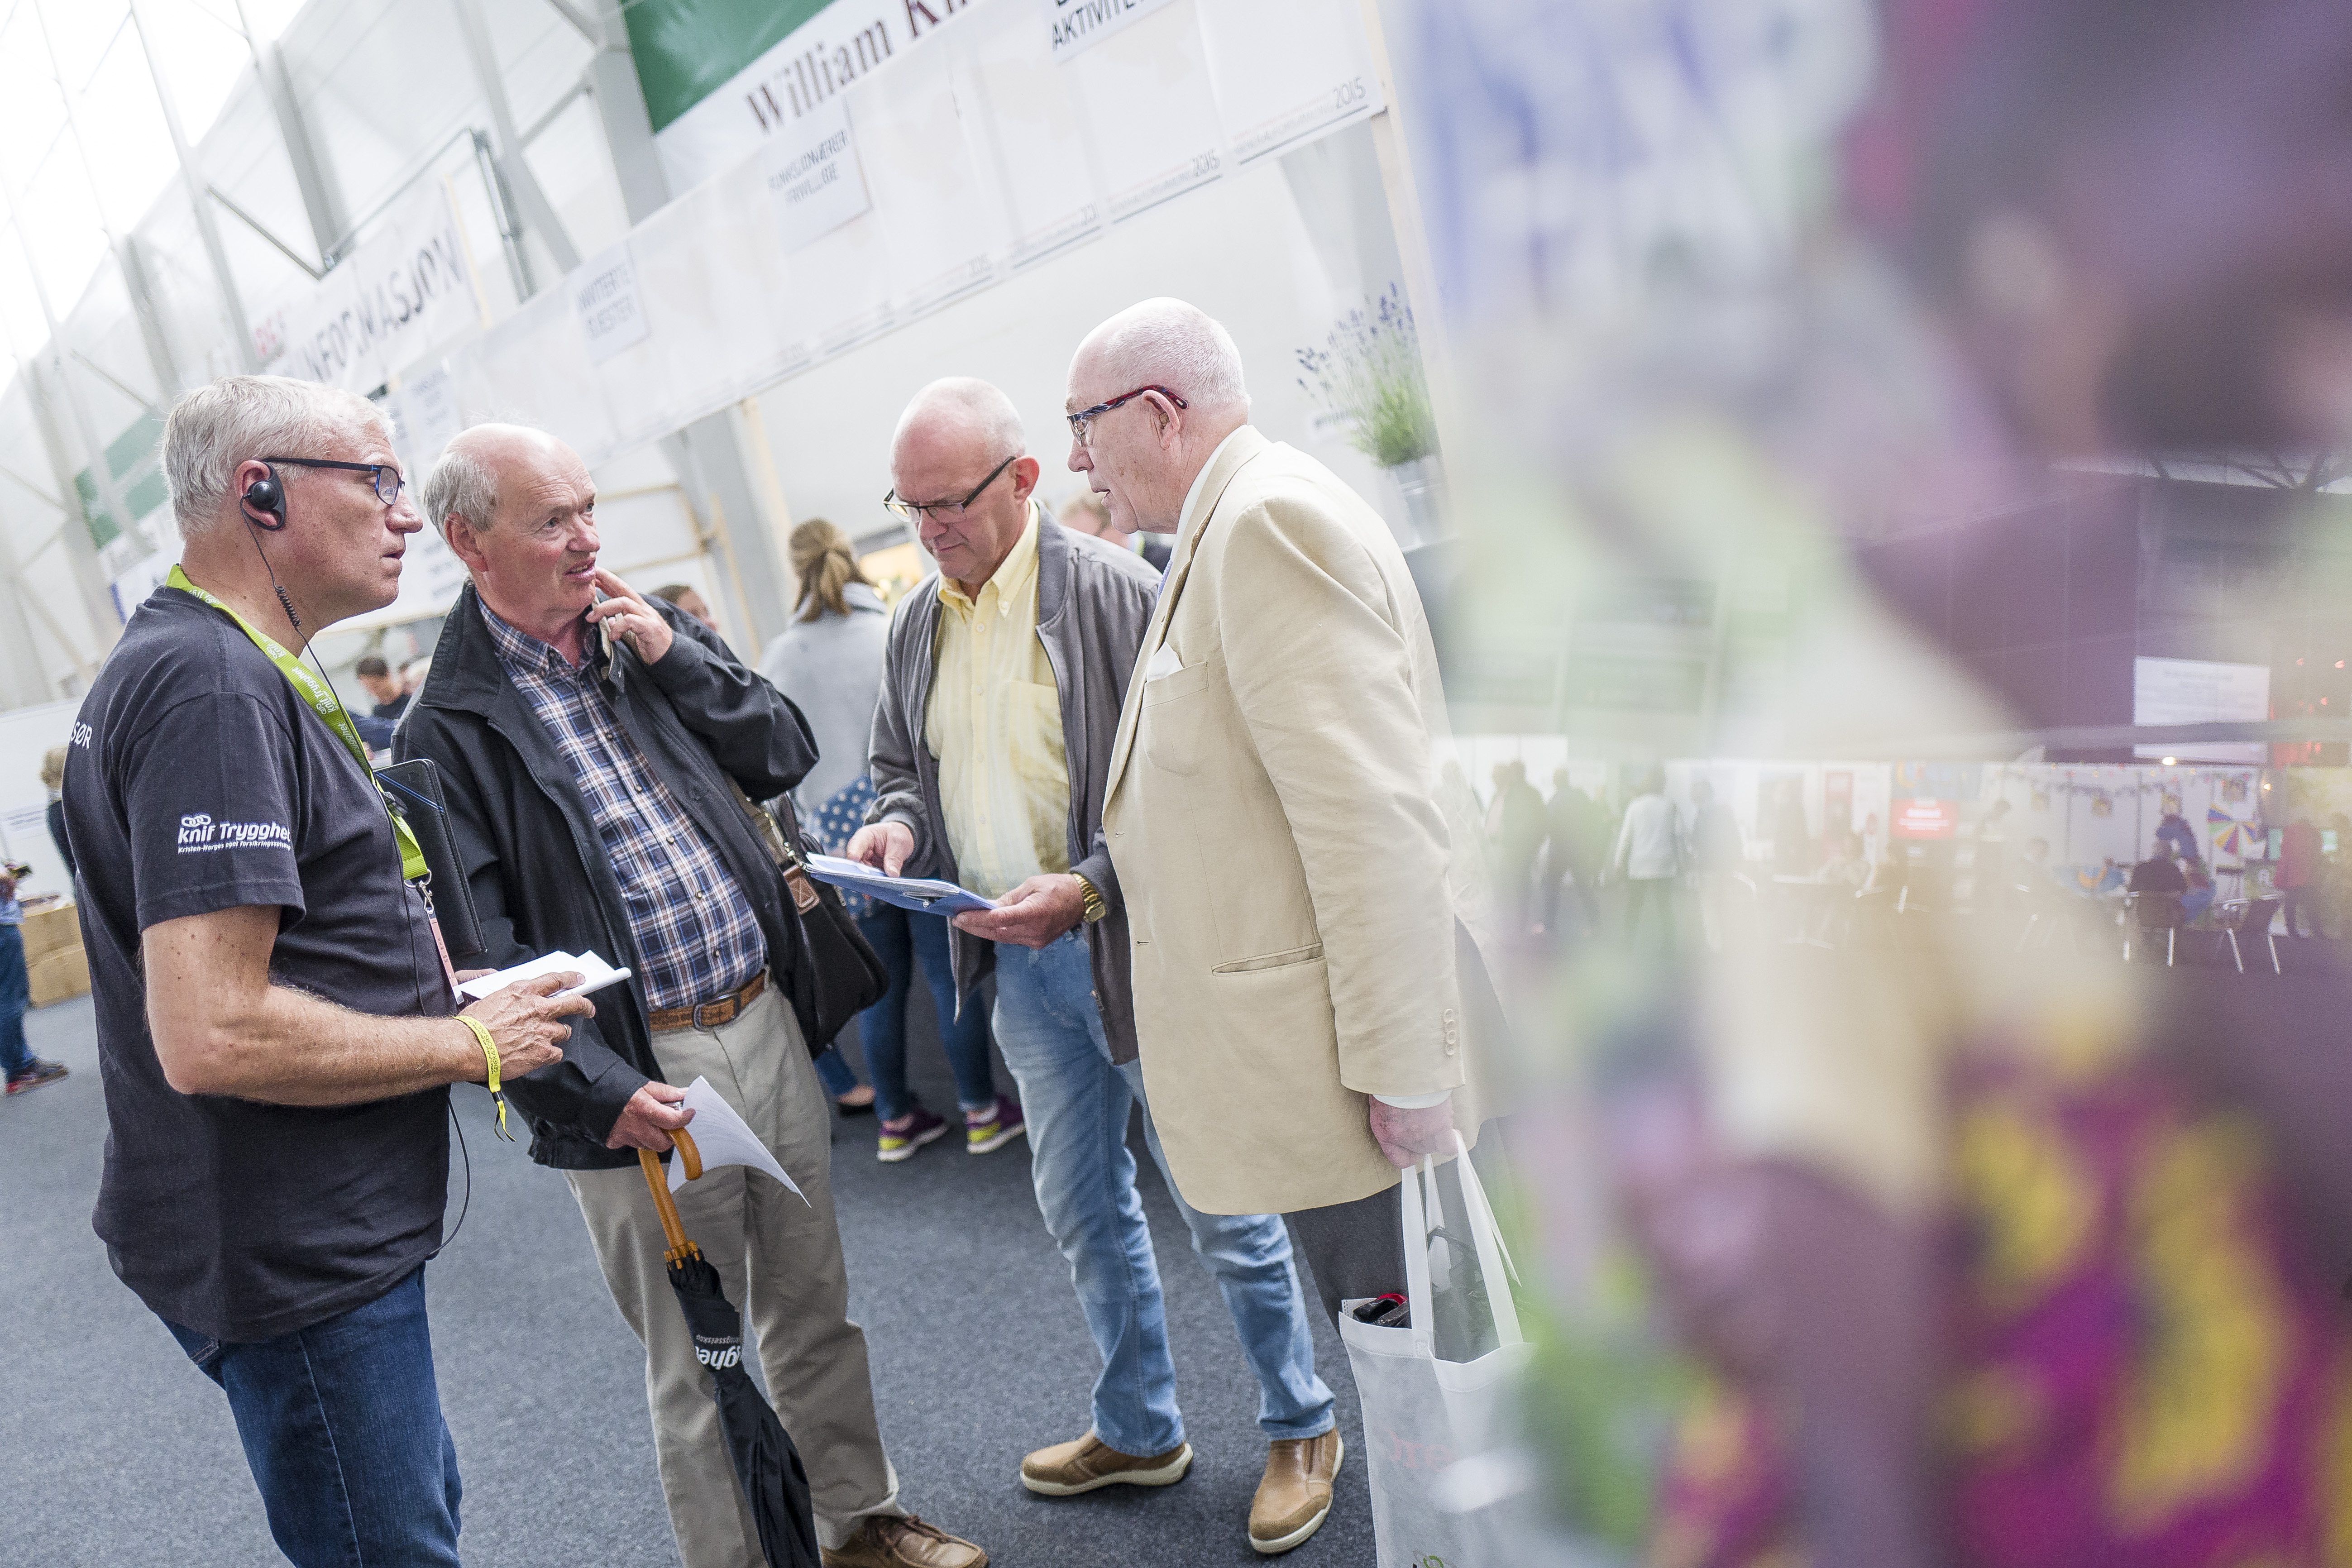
[1,990,1372,1566]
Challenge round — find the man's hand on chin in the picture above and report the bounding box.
[1369,1097,1456,1168]
[952,874,1084,949]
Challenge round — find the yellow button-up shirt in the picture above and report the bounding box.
[926,504,1071,898]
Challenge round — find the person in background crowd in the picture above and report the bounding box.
[1075,298,1502,1552]
[65,374,588,1564]
[2152,807,2197,863]
[1769,779,1815,875]
[2180,854,2217,924]
[1486,760,1548,932]
[1541,770,1606,938]
[761,518,1011,1146]
[1861,809,1884,868]
[1686,779,1743,948]
[854,374,1339,1553]
[650,583,720,636]
[399,655,430,698]
[1611,767,1682,948]
[1974,798,2013,907]
[1687,779,1740,878]
[41,745,74,885]
[0,859,67,1095]
[1059,484,1172,571]
[354,653,409,721]
[403,422,985,1568]
[2276,814,2322,938]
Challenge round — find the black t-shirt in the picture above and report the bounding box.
[64,587,454,1343]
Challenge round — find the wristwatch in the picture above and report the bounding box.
[1072,874,1108,923]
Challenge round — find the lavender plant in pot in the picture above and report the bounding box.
[1297,285,1444,543]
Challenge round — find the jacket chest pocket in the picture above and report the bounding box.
[1140,654,1223,778]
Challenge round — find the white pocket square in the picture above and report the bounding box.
[1145,646,1183,680]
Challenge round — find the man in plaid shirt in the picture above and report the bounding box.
[400,423,985,1568]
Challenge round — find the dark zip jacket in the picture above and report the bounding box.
[395,583,819,1171]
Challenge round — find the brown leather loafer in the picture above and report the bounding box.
[820,1512,986,1568]
[1248,1431,1344,1554]
[1018,1431,1194,1496]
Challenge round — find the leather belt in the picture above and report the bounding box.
[647,971,767,1034]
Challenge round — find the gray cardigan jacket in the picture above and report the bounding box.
[867,515,1161,1062]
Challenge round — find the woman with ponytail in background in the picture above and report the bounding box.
[760,519,1018,1162]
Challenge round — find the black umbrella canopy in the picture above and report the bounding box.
[641,1139,822,1568]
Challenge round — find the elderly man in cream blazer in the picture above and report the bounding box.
[1070,298,1496,1342]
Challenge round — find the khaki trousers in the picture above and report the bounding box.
[567,985,902,1564]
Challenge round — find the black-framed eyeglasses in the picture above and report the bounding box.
[1066,386,1187,447]
[263,456,406,506]
[883,452,1019,523]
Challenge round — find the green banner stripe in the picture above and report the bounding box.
[627,0,837,134]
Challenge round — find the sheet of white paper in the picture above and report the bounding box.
[457,949,632,1001]
[669,1076,806,1204]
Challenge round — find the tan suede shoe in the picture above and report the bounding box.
[819,1513,986,1568]
[1248,1431,1344,1554]
[1018,1431,1195,1496]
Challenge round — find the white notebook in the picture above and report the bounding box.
[456,949,632,1002]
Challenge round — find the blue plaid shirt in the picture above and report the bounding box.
[480,601,766,1010]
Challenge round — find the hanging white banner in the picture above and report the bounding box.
[1045,0,1181,62]
[253,185,484,396]
[655,0,971,195]
[574,244,653,364]
[762,97,873,253]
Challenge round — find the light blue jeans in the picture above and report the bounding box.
[991,930,1334,1456]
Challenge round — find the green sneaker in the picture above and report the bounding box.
[877,1106,949,1163]
[965,1095,1027,1156]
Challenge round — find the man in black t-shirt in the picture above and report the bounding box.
[65,375,590,1568]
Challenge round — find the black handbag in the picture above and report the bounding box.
[376,758,488,961]
[728,780,887,1053]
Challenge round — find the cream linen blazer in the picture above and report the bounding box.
[1102,428,1488,1216]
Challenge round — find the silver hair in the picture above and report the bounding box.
[162,375,386,538]
[421,439,500,537]
[1089,298,1249,414]
[894,377,1030,460]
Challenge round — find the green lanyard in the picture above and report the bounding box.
[169,565,430,884]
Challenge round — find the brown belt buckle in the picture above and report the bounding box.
[689,998,728,1031]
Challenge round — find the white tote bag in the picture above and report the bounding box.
[1339,1132,1534,1568]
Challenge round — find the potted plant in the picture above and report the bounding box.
[1296,284,1445,543]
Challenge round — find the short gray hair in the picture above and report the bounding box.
[163,375,385,538]
[1088,298,1249,414]
[421,439,498,537]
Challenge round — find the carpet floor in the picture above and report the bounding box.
[2,987,1373,1566]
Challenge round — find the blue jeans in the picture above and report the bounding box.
[0,923,29,1077]
[856,903,997,1122]
[991,931,1333,1455]
[813,1042,863,1099]
[163,1268,462,1567]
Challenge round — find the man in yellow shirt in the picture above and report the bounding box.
[847,379,1343,1554]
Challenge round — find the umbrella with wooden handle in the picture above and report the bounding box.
[636,1128,822,1568]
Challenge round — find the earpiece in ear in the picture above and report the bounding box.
[244,464,288,531]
